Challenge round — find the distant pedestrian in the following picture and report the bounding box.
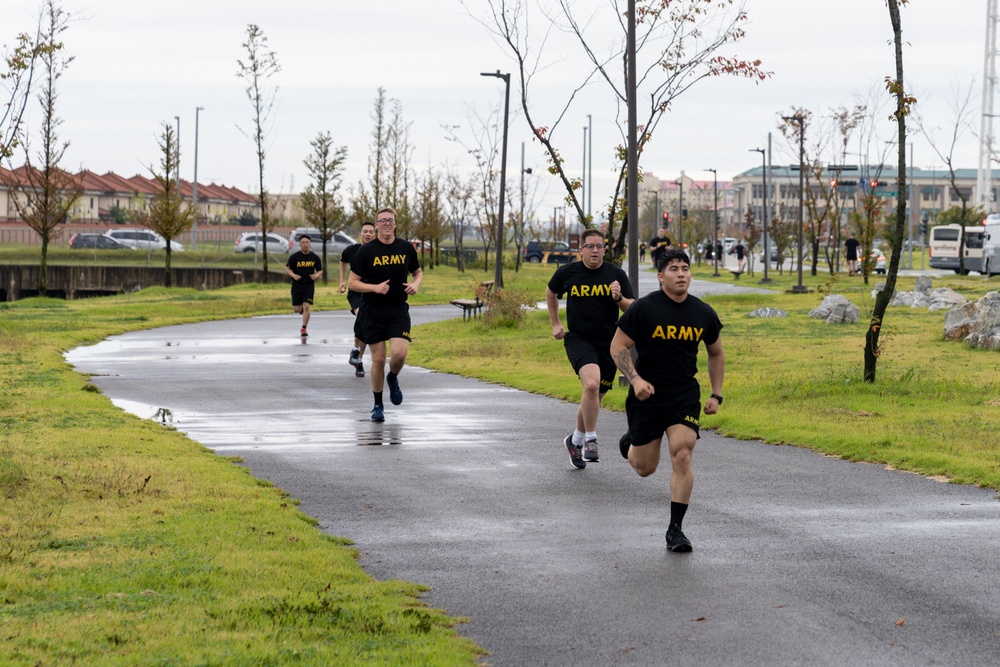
[547,228,635,468]
[348,207,422,422]
[649,227,671,266]
[639,242,647,263]
[734,241,746,272]
[845,232,860,275]
[611,248,725,552]
[285,235,323,338]
[340,221,377,377]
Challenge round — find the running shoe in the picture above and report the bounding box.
[665,524,693,553]
[370,405,385,422]
[619,431,631,459]
[300,327,308,338]
[354,361,365,378]
[563,435,586,469]
[386,374,403,405]
[349,349,360,366]
[583,439,600,462]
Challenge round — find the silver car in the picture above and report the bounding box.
[234,232,289,255]
[288,227,356,255]
[104,228,184,252]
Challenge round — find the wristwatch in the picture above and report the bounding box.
[710,393,724,404]
[613,294,623,302]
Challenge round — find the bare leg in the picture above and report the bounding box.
[575,363,602,433]
[369,341,387,393]
[666,423,697,503]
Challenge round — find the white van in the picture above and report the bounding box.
[928,224,983,274]
[981,216,1000,276]
[104,228,184,252]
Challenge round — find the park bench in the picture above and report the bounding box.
[730,269,743,280]
[450,280,494,321]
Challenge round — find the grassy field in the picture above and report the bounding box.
[1,256,997,663]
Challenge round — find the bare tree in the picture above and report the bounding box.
[300,131,348,281]
[1,17,47,162]
[466,0,767,258]
[865,0,915,383]
[916,78,976,274]
[443,168,478,272]
[236,23,280,282]
[141,121,194,287]
[412,166,445,268]
[1,0,79,296]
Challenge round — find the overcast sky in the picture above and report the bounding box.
[4,0,988,218]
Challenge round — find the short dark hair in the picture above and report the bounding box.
[299,234,311,241]
[581,228,605,243]
[361,221,375,229]
[656,247,690,271]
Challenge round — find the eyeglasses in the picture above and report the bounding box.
[581,243,606,250]
[376,218,395,224]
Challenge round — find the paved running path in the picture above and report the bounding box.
[66,273,1000,666]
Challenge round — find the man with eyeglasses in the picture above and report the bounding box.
[348,207,422,422]
[546,227,635,468]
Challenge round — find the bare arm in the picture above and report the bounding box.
[348,271,388,294]
[545,286,565,339]
[338,261,348,293]
[704,336,726,415]
[611,327,654,400]
[404,267,423,294]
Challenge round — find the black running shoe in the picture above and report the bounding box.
[619,431,631,459]
[386,373,403,405]
[300,327,308,338]
[665,524,693,553]
[583,439,599,462]
[563,435,586,469]
[370,405,385,422]
[355,361,365,378]
[349,349,360,366]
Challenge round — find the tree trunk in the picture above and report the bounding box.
[165,245,173,288]
[865,0,907,383]
[39,237,49,296]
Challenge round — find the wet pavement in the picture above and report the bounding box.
[65,272,1000,666]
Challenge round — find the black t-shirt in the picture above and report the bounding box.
[286,251,322,283]
[350,237,420,312]
[845,237,860,259]
[548,260,634,341]
[735,244,745,259]
[649,235,671,260]
[616,290,722,402]
[341,243,364,302]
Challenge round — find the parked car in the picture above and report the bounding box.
[288,227,356,255]
[523,241,576,264]
[866,247,887,274]
[234,232,289,255]
[69,233,129,250]
[104,228,184,252]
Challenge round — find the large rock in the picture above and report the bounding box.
[914,275,933,296]
[878,276,967,311]
[927,287,969,311]
[809,294,860,324]
[943,291,1000,349]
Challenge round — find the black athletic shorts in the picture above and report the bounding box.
[353,309,366,342]
[563,333,617,394]
[359,306,412,343]
[625,392,701,446]
[291,282,315,307]
[347,291,363,313]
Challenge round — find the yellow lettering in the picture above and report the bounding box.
[667,325,677,339]
[580,285,591,296]
[693,327,703,340]
[652,325,665,339]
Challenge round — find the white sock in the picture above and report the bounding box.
[572,430,585,446]
[585,431,597,442]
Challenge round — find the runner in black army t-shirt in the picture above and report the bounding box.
[340,221,377,377]
[546,228,635,468]
[348,207,422,422]
[284,235,323,338]
[611,248,725,553]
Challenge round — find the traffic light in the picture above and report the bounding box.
[920,213,929,236]
[662,212,670,223]
[870,180,886,188]
[830,179,837,188]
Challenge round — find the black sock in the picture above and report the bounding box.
[387,371,398,383]
[373,391,383,407]
[670,501,688,528]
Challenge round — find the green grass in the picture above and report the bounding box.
[0,282,487,665]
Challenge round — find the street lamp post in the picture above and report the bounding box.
[782,114,808,292]
[750,147,771,283]
[706,168,719,276]
[520,141,532,266]
[587,114,593,220]
[174,115,181,198]
[192,106,204,251]
[582,124,587,222]
[481,70,511,289]
[675,171,684,250]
